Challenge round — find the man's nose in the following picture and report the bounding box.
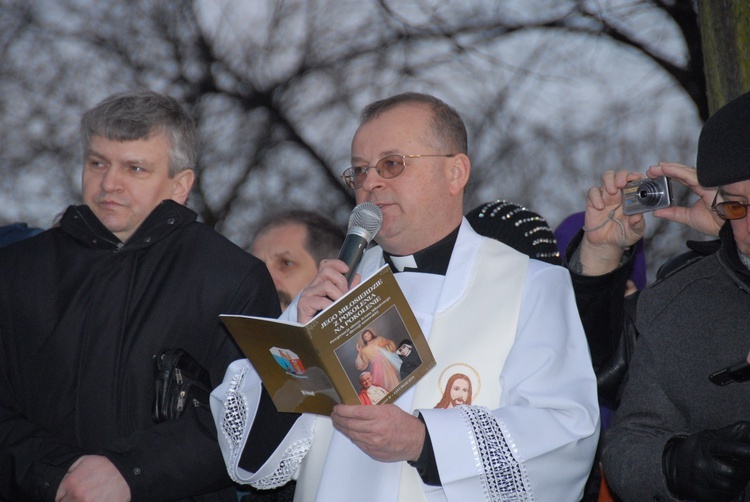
[359,166,386,192]
[100,166,122,191]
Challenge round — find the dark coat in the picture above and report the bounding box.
[0,201,280,501]
[564,230,634,398]
[602,223,750,501]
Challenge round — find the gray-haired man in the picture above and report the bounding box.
[0,90,289,501]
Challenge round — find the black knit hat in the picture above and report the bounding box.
[697,91,750,187]
[465,200,561,265]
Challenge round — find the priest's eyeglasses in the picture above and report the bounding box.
[341,153,456,190]
[712,191,750,220]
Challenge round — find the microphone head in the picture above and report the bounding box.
[348,202,383,243]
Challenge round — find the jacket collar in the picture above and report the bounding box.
[60,200,197,251]
[717,221,750,291]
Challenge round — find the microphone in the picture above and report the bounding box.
[338,202,383,285]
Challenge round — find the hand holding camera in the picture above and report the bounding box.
[579,163,721,277]
[579,170,649,275]
[645,162,724,237]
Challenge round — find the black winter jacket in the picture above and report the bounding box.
[0,201,280,501]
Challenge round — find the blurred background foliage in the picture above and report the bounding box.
[0,0,708,277]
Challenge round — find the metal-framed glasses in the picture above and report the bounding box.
[712,191,750,220]
[341,153,456,190]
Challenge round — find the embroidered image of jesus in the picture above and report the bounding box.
[435,372,473,409]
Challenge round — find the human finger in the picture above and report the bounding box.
[331,404,381,436]
[297,282,344,323]
[586,185,606,211]
[312,259,352,288]
[348,273,362,289]
[296,260,353,322]
[599,170,616,194]
[625,212,646,236]
[648,163,718,203]
[608,170,641,194]
[711,439,750,462]
[648,162,697,188]
[652,205,692,227]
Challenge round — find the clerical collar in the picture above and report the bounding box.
[383,226,460,275]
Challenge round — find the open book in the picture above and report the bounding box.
[220,265,435,415]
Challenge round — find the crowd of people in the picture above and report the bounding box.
[2,87,750,502]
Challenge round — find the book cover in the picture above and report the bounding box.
[220,266,435,415]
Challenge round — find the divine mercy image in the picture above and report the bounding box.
[334,305,422,403]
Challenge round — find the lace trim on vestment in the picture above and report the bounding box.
[220,363,311,488]
[460,405,534,501]
[220,364,250,481]
[249,437,311,490]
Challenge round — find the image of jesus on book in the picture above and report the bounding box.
[354,329,402,391]
[435,372,473,409]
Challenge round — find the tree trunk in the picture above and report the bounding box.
[698,0,750,113]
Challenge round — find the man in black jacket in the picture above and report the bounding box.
[0,90,289,501]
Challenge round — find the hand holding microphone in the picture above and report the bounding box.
[297,203,382,323]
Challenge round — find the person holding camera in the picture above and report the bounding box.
[563,162,722,403]
[561,162,724,500]
[586,91,750,501]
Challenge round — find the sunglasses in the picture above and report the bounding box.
[712,191,750,220]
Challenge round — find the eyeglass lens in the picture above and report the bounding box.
[345,155,405,189]
[375,155,407,178]
[715,202,749,220]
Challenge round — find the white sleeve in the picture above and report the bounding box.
[419,262,600,501]
[210,359,315,487]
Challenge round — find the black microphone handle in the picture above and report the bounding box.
[337,233,368,285]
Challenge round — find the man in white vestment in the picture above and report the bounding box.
[211,92,600,501]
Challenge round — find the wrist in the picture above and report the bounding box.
[407,415,427,462]
[579,238,627,276]
[407,413,441,486]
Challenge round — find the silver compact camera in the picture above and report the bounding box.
[622,176,673,215]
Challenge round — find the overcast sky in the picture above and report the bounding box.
[2,0,703,272]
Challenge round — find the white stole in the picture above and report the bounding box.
[398,236,528,501]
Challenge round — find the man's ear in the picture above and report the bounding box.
[448,154,470,195]
[171,169,195,204]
